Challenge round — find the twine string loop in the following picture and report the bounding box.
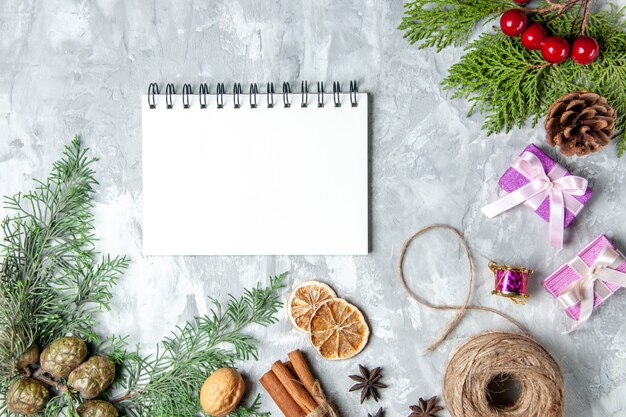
[397,224,527,352]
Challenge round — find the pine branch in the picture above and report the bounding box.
[105,273,287,417]
[399,0,511,51]
[443,33,549,133]
[0,137,129,383]
[401,1,626,156]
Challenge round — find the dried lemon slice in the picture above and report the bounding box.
[287,281,337,332]
[309,298,369,360]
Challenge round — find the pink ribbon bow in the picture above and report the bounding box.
[481,151,588,250]
[557,246,626,332]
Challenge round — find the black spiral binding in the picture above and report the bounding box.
[267,82,275,108]
[182,84,192,109]
[148,83,159,108]
[147,81,359,109]
[216,83,225,109]
[333,82,341,108]
[301,81,308,108]
[233,83,242,109]
[199,83,208,109]
[249,83,258,108]
[165,84,175,109]
[282,82,291,108]
[317,82,325,108]
[350,80,358,107]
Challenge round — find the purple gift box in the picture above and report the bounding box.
[498,144,593,228]
[543,234,626,321]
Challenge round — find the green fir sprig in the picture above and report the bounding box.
[0,137,128,386]
[400,0,626,156]
[399,0,511,50]
[102,274,286,417]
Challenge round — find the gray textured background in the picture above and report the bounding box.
[2,1,626,416]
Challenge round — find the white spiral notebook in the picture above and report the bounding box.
[142,81,368,255]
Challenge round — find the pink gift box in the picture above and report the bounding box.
[498,144,593,228]
[542,234,626,321]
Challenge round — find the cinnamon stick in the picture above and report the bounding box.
[284,360,296,376]
[288,350,317,400]
[260,370,306,417]
[271,360,319,414]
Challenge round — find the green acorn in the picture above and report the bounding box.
[40,336,88,378]
[77,400,119,417]
[16,345,40,370]
[68,356,116,399]
[6,378,49,416]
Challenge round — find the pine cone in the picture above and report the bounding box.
[6,378,49,416]
[68,356,116,399]
[40,336,88,378]
[545,91,615,157]
[77,400,119,417]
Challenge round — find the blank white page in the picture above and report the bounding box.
[142,90,368,255]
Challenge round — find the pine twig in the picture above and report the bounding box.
[32,369,69,393]
[527,0,581,16]
[527,62,553,70]
[580,0,594,34]
[109,390,143,404]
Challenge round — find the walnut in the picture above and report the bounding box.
[200,368,245,417]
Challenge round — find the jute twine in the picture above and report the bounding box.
[443,332,564,417]
[397,224,527,352]
[306,381,339,417]
[398,224,565,417]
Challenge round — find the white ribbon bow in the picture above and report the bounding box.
[558,246,626,332]
[482,151,588,250]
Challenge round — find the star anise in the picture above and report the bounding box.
[368,407,383,417]
[408,396,443,417]
[349,365,387,404]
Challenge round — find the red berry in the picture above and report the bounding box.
[541,36,570,63]
[500,9,528,37]
[571,36,600,64]
[513,0,529,4]
[521,23,548,50]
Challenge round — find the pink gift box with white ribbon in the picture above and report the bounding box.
[482,144,593,249]
[543,234,626,331]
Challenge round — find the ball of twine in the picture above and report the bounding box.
[443,332,564,417]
